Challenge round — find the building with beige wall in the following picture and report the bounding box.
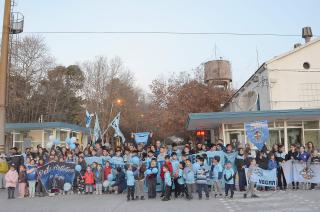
[5,122,90,152]
[187,28,320,152]
[223,36,320,112]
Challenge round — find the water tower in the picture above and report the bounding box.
[204,59,232,90]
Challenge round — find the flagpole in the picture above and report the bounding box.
[89,128,92,145]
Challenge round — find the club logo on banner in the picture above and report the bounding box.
[282,161,320,183]
[245,167,277,187]
[245,120,269,150]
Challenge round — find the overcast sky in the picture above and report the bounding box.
[1,0,319,91]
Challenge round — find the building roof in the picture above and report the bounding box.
[266,36,320,65]
[5,122,90,133]
[186,108,320,130]
[223,36,320,108]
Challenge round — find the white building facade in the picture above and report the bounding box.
[224,37,320,112]
[187,35,320,152]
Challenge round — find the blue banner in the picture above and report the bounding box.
[245,120,269,150]
[85,156,126,170]
[84,156,103,165]
[37,162,76,191]
[134,132,150,144]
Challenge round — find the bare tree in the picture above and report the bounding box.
[7,35,55,123]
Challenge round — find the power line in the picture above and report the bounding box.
[19,31,320,37]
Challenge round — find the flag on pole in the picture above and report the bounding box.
[109,113,126,143]
[94,113,101,141]
[85,109,92,128]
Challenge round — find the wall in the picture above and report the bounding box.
[223,68,271,112]
[267,40,320,110]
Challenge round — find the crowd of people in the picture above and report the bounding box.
[0,139,319,201]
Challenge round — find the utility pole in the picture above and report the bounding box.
[0,0,11,153]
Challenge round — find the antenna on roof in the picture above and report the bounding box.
[256,47,260,68]
[214,43,217,59]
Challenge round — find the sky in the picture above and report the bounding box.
[1,0,320,91]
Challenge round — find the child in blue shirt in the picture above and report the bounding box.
[126,164,135,201]
[26,159,37,198]
[244,159,259,198]
[162,164,172,201]
[223,162,235,198]
[171,152,180,198]
[298,146,310,162]
[176,161,188,199]
[195,157,210,200]
[94,164,104,195]
[211,156,223,198]
[145,159,158,199]
[268,154,278,170]
[183,159,195,199]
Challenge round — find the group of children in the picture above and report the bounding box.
[1,140,319,201]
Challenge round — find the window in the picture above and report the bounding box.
[268,121,275,128]
[287,128,302,147]
[303,62,310,70]
[304,121,319,129]
[287,121,302,127]
[265,129,284,150]
[304,131,320,149]
[275,121,284,127]
[225,123,244,130]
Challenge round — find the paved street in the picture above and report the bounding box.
[0,189,319,212]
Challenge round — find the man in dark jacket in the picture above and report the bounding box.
[285,144,299,189]
[7,147,24,172]
[235,148,247,191]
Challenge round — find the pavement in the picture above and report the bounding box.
[0,188,319,212]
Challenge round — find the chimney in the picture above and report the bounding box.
[302,27,313,43]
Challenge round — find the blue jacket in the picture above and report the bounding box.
[164,171,172,186]
[171,159,179,173]
[94,168,104,183]
[298,152,310,162]
[183,166,195,184]
[145,167,158,179]
[177,169,185,185]
[192,162,201,173]
[268,160,278,170]
[211,163,223,181]
[126,170,135,186]
[223,168,234,184]
[26,165,37,181]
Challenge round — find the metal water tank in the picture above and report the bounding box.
[204,60,232,88]
[10,12,24,34]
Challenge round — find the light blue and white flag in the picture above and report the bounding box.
[245,167,277,187]
[94,113,102,141]
[245,120,269,150]
[109,113,125,143]
[134,132,150,144]
[282,160,320,184]
[85,109,92,128]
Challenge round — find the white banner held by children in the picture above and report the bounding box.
[282,160,320,184]
[245,167,277,188]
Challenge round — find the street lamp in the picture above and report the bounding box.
[109,98,123,119]
[136,114,145,132]
[116,99,122,105]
